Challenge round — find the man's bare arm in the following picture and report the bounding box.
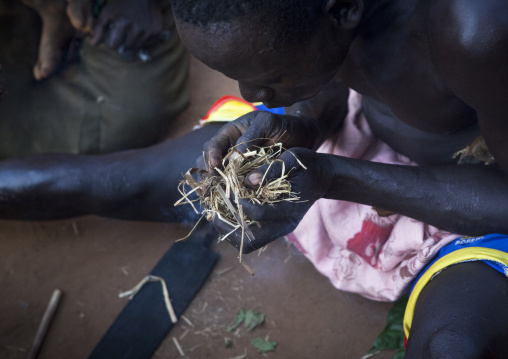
[323,157,508,235]
[320,1,508,236]
[0,124,222,221]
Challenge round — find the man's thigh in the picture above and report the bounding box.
[406,261,508,359]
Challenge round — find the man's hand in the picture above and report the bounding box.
[213,148,332,253]
[65,0,94,34]
[201,111,321,173]
[87,0,163,51]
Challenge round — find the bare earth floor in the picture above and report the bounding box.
[0,57,395,359]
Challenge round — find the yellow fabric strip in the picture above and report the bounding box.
[202,100,256,124]
[403,247,508,339]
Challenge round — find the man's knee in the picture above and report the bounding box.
[406,327,490,359]
[405,261,508,359]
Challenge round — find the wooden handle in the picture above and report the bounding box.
[27,289,63,359]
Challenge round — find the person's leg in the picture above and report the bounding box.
[0,2,189,158]
[76,3,190,153]
[405,261,508,359]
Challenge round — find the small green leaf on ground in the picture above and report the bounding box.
[364,295,408,358]
[227,309,246,332]
[251,337,277,354]
[224,337,234,348]
[393,348,406,359]
[244,309,265,331]
[227,309,265,332]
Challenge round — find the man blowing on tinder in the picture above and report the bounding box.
[172,0,508,357]
[1,0,508,356]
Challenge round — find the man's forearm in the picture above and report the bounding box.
[0,123,221,222]
[324,154,508,235]
[0,154,92,220]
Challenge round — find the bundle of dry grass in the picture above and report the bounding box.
[174,142,306,274]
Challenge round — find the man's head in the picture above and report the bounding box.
[172,0,325,49]
[172,0,364,107]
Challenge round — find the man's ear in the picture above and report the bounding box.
[324,0,364,30]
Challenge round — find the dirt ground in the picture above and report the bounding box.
[0,56,396,359]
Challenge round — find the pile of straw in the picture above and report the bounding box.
[174,142,306,273]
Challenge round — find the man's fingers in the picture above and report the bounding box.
[213,217,280,254]
[234,134,275,155]
[203,124,243,171]
[213,217,247,252]
[92,16,107,45]
[105,19,130,50]
[133,31,152,50]
[240,197,296,223]
[242,161,289,221]
[124,27,141,49]
[66,1,94,33]
[203,146,224,173]
[241,150,307,221]
[233,114,278,154]
[244,153,293,188]
[66,2,85,30]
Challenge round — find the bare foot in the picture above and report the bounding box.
[19,0,76,80]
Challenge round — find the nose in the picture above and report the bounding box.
[238,83,274,103]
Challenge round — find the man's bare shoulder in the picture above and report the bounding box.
[425,0,508,102]
[425,0,508,170]
[428,0,508,58]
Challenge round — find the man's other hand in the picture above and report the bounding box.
[213,147,332,254]
[201,111,321,174]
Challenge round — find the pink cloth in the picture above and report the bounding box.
[287,91,463,302]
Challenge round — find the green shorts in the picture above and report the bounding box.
[0,1,189,158]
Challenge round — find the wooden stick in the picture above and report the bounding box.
[28,289,63,359]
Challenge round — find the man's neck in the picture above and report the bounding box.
[358,0,419,35]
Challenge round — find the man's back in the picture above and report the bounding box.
[338,0,508,166]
